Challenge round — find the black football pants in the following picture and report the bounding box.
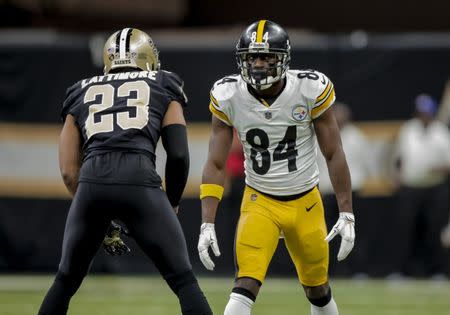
[38,182,211,315]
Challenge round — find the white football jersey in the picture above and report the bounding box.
[209,69,336,196]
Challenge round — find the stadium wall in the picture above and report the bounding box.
[1,31,449,277]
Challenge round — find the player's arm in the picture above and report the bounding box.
[58,114,82,197]
[201,115,234,222]
[161,100,189,213]
[314,108,352,213]
[197,115,234,270]
[314,108,355,261]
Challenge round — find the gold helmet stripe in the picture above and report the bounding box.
[256,20,267,43]
[119,28,131,58]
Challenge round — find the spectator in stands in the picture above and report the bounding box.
[391,94,450,278]
[436,80,450,252]
[317,102,371,276]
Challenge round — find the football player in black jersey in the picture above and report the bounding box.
[37,28,212,315]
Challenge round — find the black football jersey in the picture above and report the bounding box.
[61,70,187,186]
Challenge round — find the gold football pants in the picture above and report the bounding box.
[235,185,329,286]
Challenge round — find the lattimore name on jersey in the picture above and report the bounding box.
[81,71,157,89]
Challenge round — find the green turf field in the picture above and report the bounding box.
[0,275,449,314]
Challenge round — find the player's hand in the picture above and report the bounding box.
[197,223,221,270]
[103,221,131,256]
[441,224,450,248]
[325,212,355,261]
[173,206,179,214]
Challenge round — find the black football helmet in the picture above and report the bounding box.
[236,20,291,89]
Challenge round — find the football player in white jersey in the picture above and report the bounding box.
[197,20,355,315]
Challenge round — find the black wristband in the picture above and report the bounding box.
[161,124,190,207]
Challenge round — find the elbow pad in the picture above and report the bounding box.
[161,124,190,207]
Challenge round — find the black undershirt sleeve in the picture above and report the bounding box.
[161,124,190,207]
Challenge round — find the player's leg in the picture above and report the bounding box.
[304,283,338,315]
[224,186,280,315]
[38,183,111,315]
[118,186,212,315]
[224,277,261,315]
[283,187,338,315]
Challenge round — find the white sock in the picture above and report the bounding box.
[310,297,339,315]
[224,292,254,315]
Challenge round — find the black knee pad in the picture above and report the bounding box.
[164,270,197,294]
[308,287,332,307]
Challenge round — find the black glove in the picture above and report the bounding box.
[103,221,131,256]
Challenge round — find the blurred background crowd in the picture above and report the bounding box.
[1,0,450,280]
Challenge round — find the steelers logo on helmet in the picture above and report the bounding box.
[292,105,308,121]
[236,20,291,90]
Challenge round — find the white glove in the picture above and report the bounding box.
[197,223,221,270]
[325,212,355,261]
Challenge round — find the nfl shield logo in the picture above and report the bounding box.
[264,111,272,120]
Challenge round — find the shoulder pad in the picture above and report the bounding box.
[160,70,188,106]
[209,75,239,126]
[295,69,333,101]
[296,69,335,119]
[210,75,241,102]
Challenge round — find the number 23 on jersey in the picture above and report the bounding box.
[84,80,150,139]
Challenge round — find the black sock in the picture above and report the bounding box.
[38,271,84,315]
[308,287,332,307]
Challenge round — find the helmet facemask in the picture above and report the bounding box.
[236,42,290,90]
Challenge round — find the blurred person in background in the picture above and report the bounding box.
[37,28,212,315]
[436,79,450,126]
[391,94,450,279]
[437,80,450,252]
[317,102,371,277]
[197,20,355,315]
